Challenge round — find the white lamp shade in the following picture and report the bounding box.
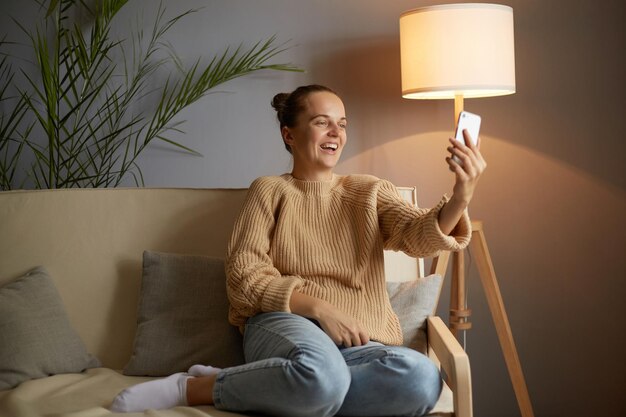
[400,3,516,99]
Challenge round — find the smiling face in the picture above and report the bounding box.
[282,91,347,181]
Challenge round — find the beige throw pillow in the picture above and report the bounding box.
[387,274,443,353]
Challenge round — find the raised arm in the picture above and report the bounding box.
[439,130,487,234]
[376,180,472,258]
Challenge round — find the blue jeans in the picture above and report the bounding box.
[213,312,442,417]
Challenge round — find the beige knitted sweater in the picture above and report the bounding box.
[225,173,471,345]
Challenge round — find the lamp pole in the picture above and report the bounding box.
[450,94,472,337]
[400,4,534,416]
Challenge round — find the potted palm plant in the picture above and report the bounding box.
[0,0,301,189]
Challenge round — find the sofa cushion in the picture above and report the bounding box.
[124,251,244,376]
[0,267,101,390]
[0,367,453,416]
[387,274,443,354]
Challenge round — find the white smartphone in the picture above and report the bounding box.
[453,111,481,163]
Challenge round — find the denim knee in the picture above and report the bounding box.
[237,313,352,417]
[391,349,442,416]
[287,352,351,417]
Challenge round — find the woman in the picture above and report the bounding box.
[111,84,486,416]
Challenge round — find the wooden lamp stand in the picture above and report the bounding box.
[449,221,534,417]
[450,95,534,417]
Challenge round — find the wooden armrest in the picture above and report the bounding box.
[427,316,473,417]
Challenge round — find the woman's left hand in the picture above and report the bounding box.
[438,129,487,235]
[446,129,487,206]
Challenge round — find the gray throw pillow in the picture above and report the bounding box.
[387,274,443,354]
[123,251,244,376]
[0,267,101,390]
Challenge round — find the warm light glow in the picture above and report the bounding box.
[400,3,516,99]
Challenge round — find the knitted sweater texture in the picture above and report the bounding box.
[225,173,471,345]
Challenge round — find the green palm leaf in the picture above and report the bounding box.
[0,0,302,189]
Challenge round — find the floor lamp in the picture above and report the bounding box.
[399,4,534,417]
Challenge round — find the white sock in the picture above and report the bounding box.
[110,372,190,412]
[188,364,221,377]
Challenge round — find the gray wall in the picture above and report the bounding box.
[2,0,625,416]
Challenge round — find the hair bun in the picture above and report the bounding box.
[271,93,289,113]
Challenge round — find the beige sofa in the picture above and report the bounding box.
[0,188,471,417]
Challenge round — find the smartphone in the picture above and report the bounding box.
[453,111,481,163]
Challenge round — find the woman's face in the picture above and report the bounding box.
[282,91,347,181]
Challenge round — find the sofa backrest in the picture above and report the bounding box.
[0,188,248,369]
[0,187,425,370]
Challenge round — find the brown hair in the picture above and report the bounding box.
[271,85,338,153]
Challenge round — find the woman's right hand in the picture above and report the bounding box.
[290,291,370,347]
[316,305,370,347]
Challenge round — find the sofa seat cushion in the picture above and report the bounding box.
[0,368,248,417]
[0,367,453,416]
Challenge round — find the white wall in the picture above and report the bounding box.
[2,0,625,416]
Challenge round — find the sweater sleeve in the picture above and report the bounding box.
[376,180,471,258]
[225,178,305,327]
